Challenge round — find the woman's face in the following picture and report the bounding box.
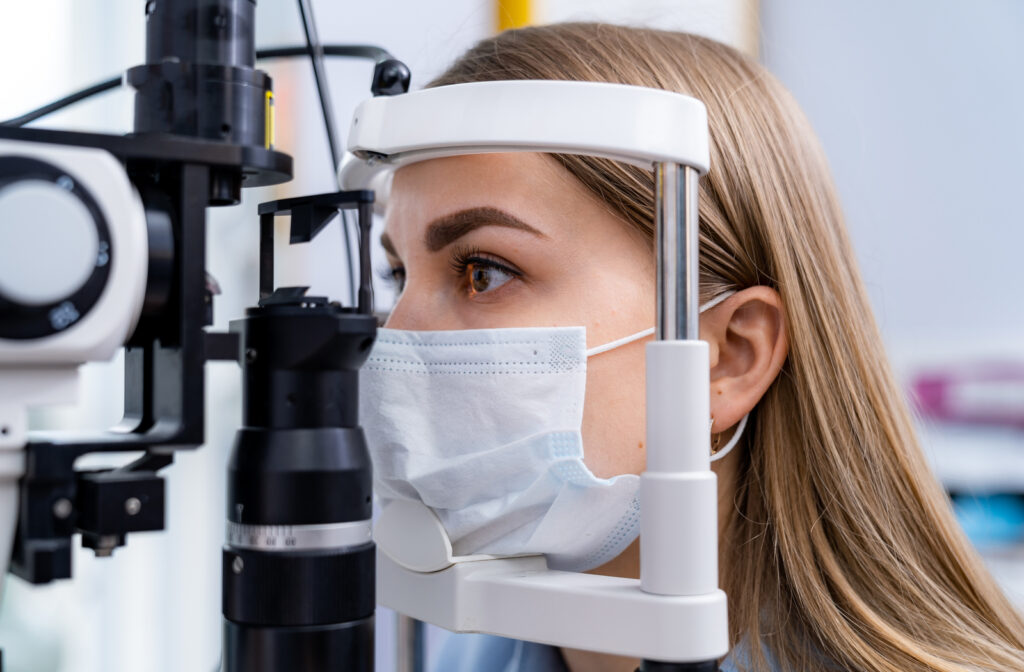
[381,152,659,479]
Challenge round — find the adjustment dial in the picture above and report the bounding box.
[0,179,100,306]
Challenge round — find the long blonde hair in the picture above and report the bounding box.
[431,23,1024,671]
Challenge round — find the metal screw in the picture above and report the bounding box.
[0,425,8,436]
[245,348,258,364]
[52,498,73,519]
[125,497,142,516]
[56,175,74,191]
[232,556,244,574]
[93,535,119,558]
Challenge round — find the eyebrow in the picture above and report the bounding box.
[425,207,546,252]
[379,207,547,260]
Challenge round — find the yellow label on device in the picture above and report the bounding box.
[497,0,532,31]
[265,91,275,149]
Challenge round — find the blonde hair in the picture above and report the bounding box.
[431,23,1024,671]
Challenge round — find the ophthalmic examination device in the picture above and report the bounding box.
[0,2,727,670]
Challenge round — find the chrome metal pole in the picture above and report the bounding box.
[646,164,721,670]
[395,614,426,672]
[655,163,701,341]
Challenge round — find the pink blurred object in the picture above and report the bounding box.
[911,363,1024,429]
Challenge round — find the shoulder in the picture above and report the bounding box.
[432,633,568,672]
[721,640,784,672]
[433,634,782,672]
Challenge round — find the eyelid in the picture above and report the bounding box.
[444,245,522,300]
[448,245,523,277]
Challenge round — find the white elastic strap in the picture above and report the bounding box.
[584,290,737,358]
[585,327,655,357]
[709,411,749,462]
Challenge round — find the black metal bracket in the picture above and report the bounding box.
[3,126,292,584]
[371,59,411,96]
[258,190,375,313]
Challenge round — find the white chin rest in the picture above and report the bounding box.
[338,80,709,212]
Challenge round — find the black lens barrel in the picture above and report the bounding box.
[222,296,377,672]
[129,0,276,205]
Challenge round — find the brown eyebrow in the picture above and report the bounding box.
[424,207,546,252]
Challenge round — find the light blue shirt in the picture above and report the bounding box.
[433,633,754,672]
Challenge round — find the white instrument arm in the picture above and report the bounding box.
[0,140,148,594]
[341,80,726,663]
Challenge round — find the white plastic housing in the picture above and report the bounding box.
[0,140,148,365]
[641,341,719,596]
[378,552,729,662]
[374,499,503,573]
[0,180,100,306]
[339,80,709,210]
[0,444,21,597]
[645,341,711,473]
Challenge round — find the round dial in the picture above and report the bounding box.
[0,157,114,341]
[0,179,100,306]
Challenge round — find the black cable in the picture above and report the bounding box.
[0,75,122,127]
[258,44,393,62]
[0,45,396,129]
[295,0,357,306]
[296,0,342,186]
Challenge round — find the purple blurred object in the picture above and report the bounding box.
[911,363,1024,429]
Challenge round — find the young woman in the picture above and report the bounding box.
[366,23,1024,671]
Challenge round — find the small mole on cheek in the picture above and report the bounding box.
[638,441,644,451]
[717,390,723,395]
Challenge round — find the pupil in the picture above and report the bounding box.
[471,266,489,292]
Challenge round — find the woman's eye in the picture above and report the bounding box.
[447,247,522,297]
[378,265,406,293]
[466,262,513,295]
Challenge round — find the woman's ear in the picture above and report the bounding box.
[700,286,788,437]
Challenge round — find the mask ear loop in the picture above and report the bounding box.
[703,289,746,461]
[709,411,749,462]
[585,327,655,357]
[585,290,739,358]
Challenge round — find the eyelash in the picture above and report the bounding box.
[447,245,522,283]
[376,246,523,295]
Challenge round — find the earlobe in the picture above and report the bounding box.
[705,286,788,433]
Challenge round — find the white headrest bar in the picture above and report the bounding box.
[338,80,709,205]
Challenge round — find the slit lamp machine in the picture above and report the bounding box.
[0,2,727,670]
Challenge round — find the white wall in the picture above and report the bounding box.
[540,0,759,55]
[760,0,1024,367]
[760,0,1024,606]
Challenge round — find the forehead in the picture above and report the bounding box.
[383,153,595,236]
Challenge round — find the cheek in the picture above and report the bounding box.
[579,347,648,479]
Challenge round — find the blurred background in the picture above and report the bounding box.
[0,0,1021,670]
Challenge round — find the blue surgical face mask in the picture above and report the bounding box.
[359,291,745,572]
